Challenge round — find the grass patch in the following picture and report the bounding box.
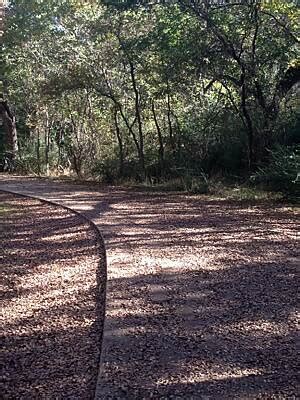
[209,182,285,202]
[24,173,296,204]
[128,178,285,202]
[126,176,209,194]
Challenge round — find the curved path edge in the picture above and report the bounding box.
[0,188,108,400]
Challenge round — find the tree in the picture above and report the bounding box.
[1,2,19,161]
[2,0,298,184]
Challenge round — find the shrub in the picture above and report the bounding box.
[182,172,209,194]
[251,146,299,197]
[91,159,119,184]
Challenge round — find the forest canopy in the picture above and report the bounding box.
[0,0,299,194]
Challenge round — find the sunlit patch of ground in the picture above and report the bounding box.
[1,192,106,399]
[0,177,298,399]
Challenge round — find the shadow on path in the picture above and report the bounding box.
[1,175,298,399]
[1,190,106,399]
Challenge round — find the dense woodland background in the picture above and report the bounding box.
[0,0,299,196]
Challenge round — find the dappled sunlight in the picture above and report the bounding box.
[40,231,84,241]
[1,177,298,398]
[221,320,298,339]
[1,191,106,399]
[3,261,98,326]
[156,365,265,385]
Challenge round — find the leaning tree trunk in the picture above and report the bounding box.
[0,100,18,158]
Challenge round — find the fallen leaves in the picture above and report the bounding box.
[1,192,105,399]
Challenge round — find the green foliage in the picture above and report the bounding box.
[1,0,298,191]
[91,158,120,184]
[252,146,299,197]
[181,173,209,194]
[15,154,40,175]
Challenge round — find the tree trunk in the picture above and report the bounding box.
[166,82,175,155]
[151,99,165,176]
[0,101,18,158]
[129,61,145,178]
[113,107,124,176]
[36,127,41,175]
[240,71,254,169]
[45,110,50,176]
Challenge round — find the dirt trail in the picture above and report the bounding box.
[1,191,106,399]
[1,175,299,399]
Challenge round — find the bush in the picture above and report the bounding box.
[13,154,40,174]
[251,146,299,197]
[182,173,209,194]
[91,159,119,184]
